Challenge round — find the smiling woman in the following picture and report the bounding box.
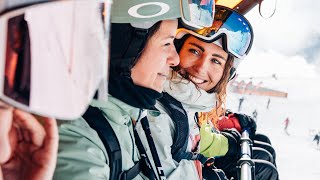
[174,35,235,113]
[178,36,229,92]
[131,20,179,92]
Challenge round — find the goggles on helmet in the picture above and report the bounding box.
[177,5,254,59]
[179,0,215,29]
[0,0,111,120]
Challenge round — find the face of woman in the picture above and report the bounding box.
[178,36,228,91]
[131,20,179,92]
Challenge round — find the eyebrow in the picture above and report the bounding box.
[189,42,204,52]
[188,42,227,61]
[161,35,175,41]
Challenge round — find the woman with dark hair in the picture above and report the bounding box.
[53,0,215,179]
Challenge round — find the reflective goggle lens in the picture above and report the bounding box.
[211,6,252,58]
[181,0,215,29]
[178,5,253,59]
[0,0,111,119]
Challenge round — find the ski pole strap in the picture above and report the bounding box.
[133,127,157,180]
[177,151,208,165]
[141,117,167,180]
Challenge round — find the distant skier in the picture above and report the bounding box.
[266,98,271,109]
[252,109,258,122]
[272,73,278,80]
[314,133,320,147]
[284,117,290,135]
[238,97,244,112]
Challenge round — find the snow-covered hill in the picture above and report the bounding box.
[226,92,320,179]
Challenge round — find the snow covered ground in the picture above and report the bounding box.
[226,86,320,179]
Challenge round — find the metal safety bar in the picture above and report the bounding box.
[237,130,255,180]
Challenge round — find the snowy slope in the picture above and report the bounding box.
[226,91,320,179]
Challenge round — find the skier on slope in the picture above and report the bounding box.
[284,117,290,135]
[313,132,320,147]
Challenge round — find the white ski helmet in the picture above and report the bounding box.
[0,0,112,119]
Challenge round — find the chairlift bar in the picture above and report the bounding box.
[240,162,252,180]
[237,130,255,180]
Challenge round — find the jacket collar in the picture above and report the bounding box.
[163,70,217,112]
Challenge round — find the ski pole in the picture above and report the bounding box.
[134,129,157,180]
[237,129,255,180]
[141,117,167,180]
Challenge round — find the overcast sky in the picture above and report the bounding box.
[235,0,320,100]
[227,2,320,178]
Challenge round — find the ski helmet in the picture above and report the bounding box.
[0,0,111,119]
[110,0,216,77]
[0,0,46,13]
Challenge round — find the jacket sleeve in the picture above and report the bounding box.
[199,124,229,158]
[135,112,200,180]
[53,118,110,180]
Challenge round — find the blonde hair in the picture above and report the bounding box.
[198,55,234,127]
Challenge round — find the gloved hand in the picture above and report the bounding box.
[217,114,242,132]
[233,113,257,138]
[217,112,257,138]
[214,156,238,179]
[221,128,241,157]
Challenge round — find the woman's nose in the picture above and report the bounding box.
[193,57,208,75]
[167,46,180,67]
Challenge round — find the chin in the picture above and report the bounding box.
[197,84,210,92]
[146,84,162,92]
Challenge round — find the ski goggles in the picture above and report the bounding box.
[177,5,253,59]
[180,0,215,29]
[0,0,111,120]
[123,0,215,30]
